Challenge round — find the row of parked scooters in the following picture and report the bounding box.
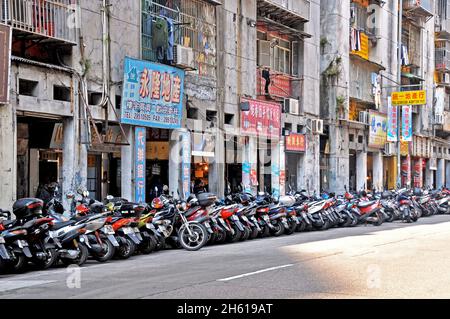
[1,184,450,274]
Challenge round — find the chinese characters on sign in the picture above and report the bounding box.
[121,57,184,129]
[0,24,11,104]
[391,90,426,106]
[401,105,412,142]
[368,111,387,149]
[135,127,146,203]
[241,98,281,139]
[387,97,398,142]
[285,133,306,152]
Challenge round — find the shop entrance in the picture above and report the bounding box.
[17,116,63,200]
[146,128,170,201]
[349,151,357,192]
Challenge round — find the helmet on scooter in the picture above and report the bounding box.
[151,197,164,209]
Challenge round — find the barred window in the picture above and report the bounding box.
[142,0,217,78]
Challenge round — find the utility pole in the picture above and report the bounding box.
[396,0,403,189]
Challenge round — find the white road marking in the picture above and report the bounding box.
[0,280,56,292]
[217,264,294,282]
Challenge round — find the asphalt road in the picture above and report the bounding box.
[2,215,450,299]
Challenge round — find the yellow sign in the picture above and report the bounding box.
[400,141,409,156]
[391,90,426,106]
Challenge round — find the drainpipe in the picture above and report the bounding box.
[396,0,403,189]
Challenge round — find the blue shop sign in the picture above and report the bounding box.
[121,57,184,129]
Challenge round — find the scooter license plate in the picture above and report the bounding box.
[292,216,300,224]
[18,240,28,249]
[123,227,134,235]
[103,225,115,235]
[146,223,156,230]
[0,237,5,244]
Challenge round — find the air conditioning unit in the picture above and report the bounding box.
[311,119,324,134]
[358,111,369,124]
[173,45,195,70]
[435,113,444,125]
[384,142,395,156]
[284,98,299,115]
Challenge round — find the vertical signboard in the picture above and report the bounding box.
[180,130,191,199]
[368,111,387,148]
[0,24,12,104]
[401,105,412,142]
[135,127,146,203]
[387,97,398,142]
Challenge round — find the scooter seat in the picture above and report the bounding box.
[358,200,377,208]
[1,220,17,228]
[52,220,76,230]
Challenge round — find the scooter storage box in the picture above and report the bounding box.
[13,198,44,219]
[279,195,296,207]
[197,193,217,207]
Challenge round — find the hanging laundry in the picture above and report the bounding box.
[152,16,168,61]
[401,45,409,66]
[164,17,175,63]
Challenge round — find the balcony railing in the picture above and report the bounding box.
[0,0,77,44]
[436,40,450,72]
[403,0,434,18]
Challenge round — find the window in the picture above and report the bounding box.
[142,0,217,77]
[349,134,355,142]
[53,85,71,102]
[358,135,363,143]
[88,92,103,105]
[257,34,292,75]
[115,95,122,109]
[350,1,373,35]
[188,107,198,119]
[225,113,234,125]
[19,79,38,97]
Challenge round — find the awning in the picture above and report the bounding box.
[257,0,310,34]
[257,17,312,39]
[401,72,425,82]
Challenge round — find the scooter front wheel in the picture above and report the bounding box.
[178,223,208,251]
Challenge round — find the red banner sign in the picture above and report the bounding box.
[241,98,281,139]
[285,133,306,152]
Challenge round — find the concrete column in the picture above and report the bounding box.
[62,118,76,206]
[29,149,39,197]
[425,161,434,189]
[356,151,368,191]
[208,129,225,198]
[437,158,446,189]
[446,161,450,189]
[328,125,350,195]
[372,151,383,192]
[121,125,133,201]
[168,129,182,198]
[0,104,16,210]
[271,140,280,198]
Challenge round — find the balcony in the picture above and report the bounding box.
[0,0,77,45]
[257,0,310,27]
[403,0,434,19]
[436,40,450,73]
[256,68,303,102]
[141,0,217,78]
[436,17,450,40]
